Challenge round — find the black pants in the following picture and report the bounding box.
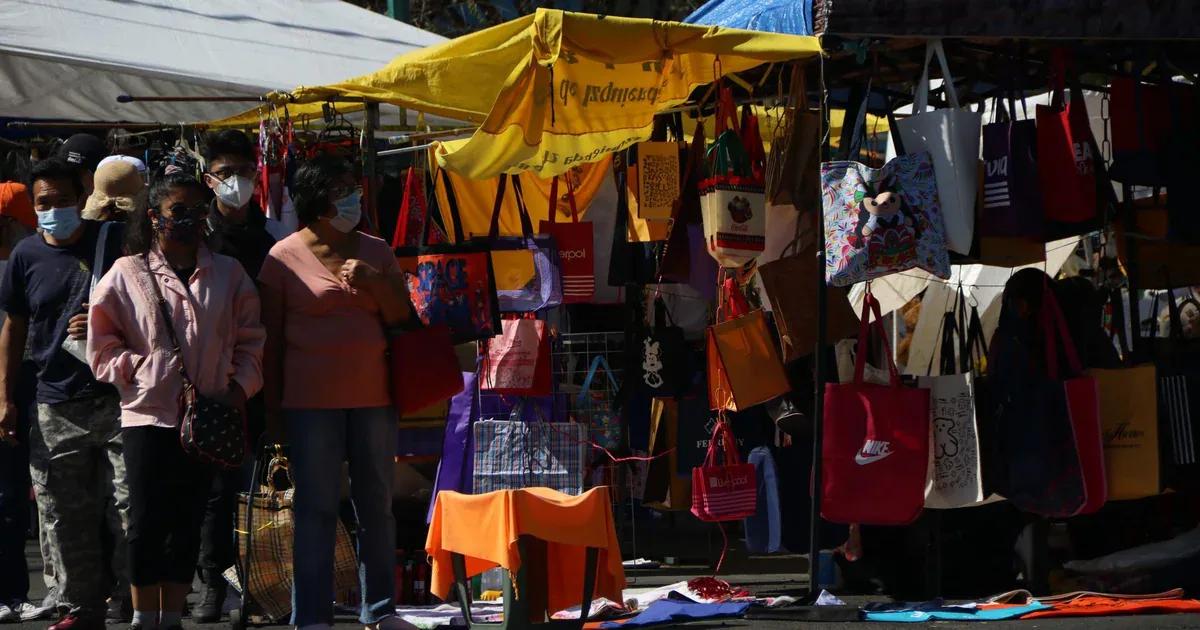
[0,362,36,602]
[198,396,263,581]
[123,426,212,586]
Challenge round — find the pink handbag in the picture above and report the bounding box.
[691,419,757,522]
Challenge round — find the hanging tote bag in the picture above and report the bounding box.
[472,401,587,495]
[980,91,1043,240]
[484,174,563,312]
[821,290,930,526]
[643,398,692,511]
[481,316,552,397]
[426,369,479,523]
[1090,365,1160,500]
[767,64,821,207]
[539,176,595,303]
[1151,292,1200,490]
[821,82,951,287]
[742,446,783,554]
[895,40,981,255]
[398,169,501,344]
[388,321,465,416]
[1036,50,1103,236]
[576,355,622,452]
[690,418,758,523]
[757,239,860,363]
[706,276,791,412]
[636,297,692,398]
[918,296,987,509]
[608,150,661,286]
[701,86,767,267]
[1043,286,1107,514]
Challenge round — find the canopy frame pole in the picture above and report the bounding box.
[6,121,198,130]
[116,94,265,103]
[363,102,381,234]
[808,58,830,599]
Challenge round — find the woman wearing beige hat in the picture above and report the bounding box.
[83,160,147,222]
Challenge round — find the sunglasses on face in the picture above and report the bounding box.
[161,202,209,217]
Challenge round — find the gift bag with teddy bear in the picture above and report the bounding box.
[820,150,951,287]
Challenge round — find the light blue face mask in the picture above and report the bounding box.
[36,206,82,240]
[330,191,362,233]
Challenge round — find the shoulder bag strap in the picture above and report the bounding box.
[141,254,194,388]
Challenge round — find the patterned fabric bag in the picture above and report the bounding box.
[472,401,587,495]
[821,82,950,287]
[700,87,767,268]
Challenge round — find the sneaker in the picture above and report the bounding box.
[0,603,14,623]
[367,616,418,630]
[48,613,105,630]
[12,600,54,622]
[105,597,133,623]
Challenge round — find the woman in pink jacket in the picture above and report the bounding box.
[87,173,264,630]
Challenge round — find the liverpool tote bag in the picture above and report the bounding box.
[539,176,595,303]
[895,39,981,255]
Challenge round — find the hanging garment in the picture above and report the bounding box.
[821,290,930,526]
[895,40,981,254]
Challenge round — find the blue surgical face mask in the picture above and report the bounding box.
[329,191,362,233]
[35,206,82,240]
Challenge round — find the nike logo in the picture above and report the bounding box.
[855,439,893,465]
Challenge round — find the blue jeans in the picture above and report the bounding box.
[287,407,396,626]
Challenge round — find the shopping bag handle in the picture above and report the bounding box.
[853,290,900,386]
[914,39,960,112]
[703,417,742,468]
[487,174,537,243]
[547,175,580,225]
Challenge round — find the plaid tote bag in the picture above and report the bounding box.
[472,403,587,495]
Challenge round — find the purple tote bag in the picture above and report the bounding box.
[426,370,479,523]
[980,96,1043,239]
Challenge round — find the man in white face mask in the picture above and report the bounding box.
[195,130,281,623]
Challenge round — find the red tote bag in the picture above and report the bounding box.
[481,316,553,396]
[389,324,464,415]
[691,418,757,522]
[821,290,930,526]
[1042,285,1107,515]
[539,176,594,303]
[1036,50,1099,231]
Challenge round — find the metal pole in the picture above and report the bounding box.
[7,120,192,130]
[363,102,381,235]
[807,60,830,598]
[117,94,263,103]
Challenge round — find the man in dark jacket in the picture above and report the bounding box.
[195,130,280,621]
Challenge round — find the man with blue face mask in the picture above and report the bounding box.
[0,158,126,630]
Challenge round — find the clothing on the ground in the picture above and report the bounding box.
[29,393,125,616]
[287,406,396,626]
[206,201,277,280]
[0,361,36,602]
[426,486,626,614]
[122,425,212,586]
[88,245,265,428]
[257,232,396,410]
[862,600,1049,622]
[1019,594,1200,619]
[0,220,122,404]
[598,601,750,629]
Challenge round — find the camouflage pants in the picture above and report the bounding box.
[29,394,127,616]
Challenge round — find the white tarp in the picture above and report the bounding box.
[0,0,445,123]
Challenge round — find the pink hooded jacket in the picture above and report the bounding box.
[88,246,265,428]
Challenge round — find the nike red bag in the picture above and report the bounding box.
[691,418,757,522]
[821,290,930,526]
[539,176,594,303]
[1036,50,1100,233]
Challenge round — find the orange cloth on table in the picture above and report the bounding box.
[1016,594,1200,619]
[425,487,626,613]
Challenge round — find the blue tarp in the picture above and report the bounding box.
[683,0,812,36]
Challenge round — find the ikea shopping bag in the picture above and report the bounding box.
[895,40,981,254]
[822,290,930,525]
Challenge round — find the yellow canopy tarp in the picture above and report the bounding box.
[212,9,820,180]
